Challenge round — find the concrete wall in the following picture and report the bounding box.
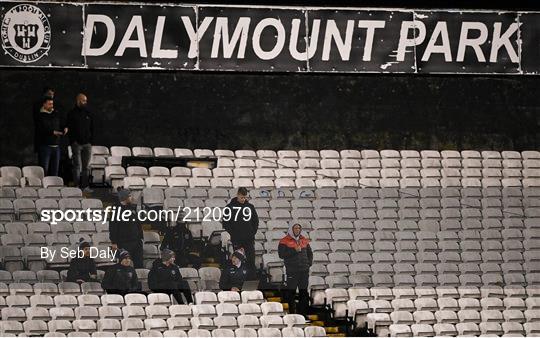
[1,69,538,166]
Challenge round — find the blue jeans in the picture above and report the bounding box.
[38,145,60,177]
[72,142,92,188]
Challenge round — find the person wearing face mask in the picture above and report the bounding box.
[278,223,313,316]
[148,249,193,304]
[66,240,97,283]
[101,250,140,296]
[219,251,248,292]
[67,93,94,190]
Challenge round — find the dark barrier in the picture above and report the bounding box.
[0,1,538,74]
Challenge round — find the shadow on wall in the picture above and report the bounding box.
[0,70,538,166]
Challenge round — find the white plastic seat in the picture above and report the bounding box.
[304,326,327,337]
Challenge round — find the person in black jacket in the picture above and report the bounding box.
[101,250,140,296]
[278,223,313,316]
[160,222,201,269]
[109,189,144,268]
[67,93,94,190]
[32,86,55,154]
[66,240,97,283]
[222,187,259,277]
[35,97,66,176]
[219,251,248,291]
[148,249,193,304]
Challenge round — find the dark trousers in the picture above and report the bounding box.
[285,270,310,316]
[71,142,92,188]
[118,240,144,269]
[38,145,60,177]
[232,240,256,278]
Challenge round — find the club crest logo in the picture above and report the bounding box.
[1,4,51,63]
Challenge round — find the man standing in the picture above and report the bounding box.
[67,93,93,190]
[102,250,140,296]
[148,249,193,304]
[222,187,259,278]
[278,223,312,316]
[35,97,64,176]
[109,189,144,268]
[33,86,56,154]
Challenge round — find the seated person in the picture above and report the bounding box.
[148,249,193,304]
[101,250,140,295]
[219,251,248,291]
[66,240,97,283]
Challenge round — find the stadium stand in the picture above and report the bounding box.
[0,147,539,336]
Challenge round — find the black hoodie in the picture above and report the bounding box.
[109,203,143,244]
[219,261,248,290]
[148,259,193,303]
[66,256,97,282]
[101,262,139,294]
[148,259,189,291]
[222,197,259,243]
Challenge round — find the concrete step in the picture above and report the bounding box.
[264,291,277,298]
[307,314,319,321]
[325,327,340,334]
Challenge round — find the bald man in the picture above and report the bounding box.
[67,93,94,190]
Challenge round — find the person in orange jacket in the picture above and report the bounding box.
[278,223,312,315]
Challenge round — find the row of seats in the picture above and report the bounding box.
[3,195,538,223]
[0,211,536,237]
[321,286,540,303]
[367,318,539,336]
[141,188,540,207]
[0,187,85,200]
[1,322,325,337]
[0,245,160,272]
[1,302,296,319]
[326,287,540,336]
[160,199,539,217]
[0,176,66,189]
[108,162,540,177]
[1,234,113,247]
[0,198,103,222]
[0,167,50,180]
[0,222,110,236]
[91,146,540,161]
[304,269,540,287]
[0,266,222,291]
[150,186,540,199]
[122,176,540,190]
[0,290,267,306]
